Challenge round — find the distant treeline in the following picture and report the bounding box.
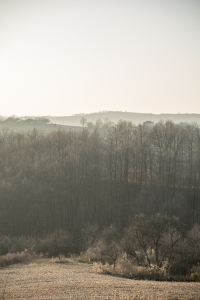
[0,116,50,124]
[0,120,200,237]
[48,111,200,126]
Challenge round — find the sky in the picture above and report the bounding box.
[0,0,200,116]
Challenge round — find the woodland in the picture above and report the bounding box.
[0,119,200,278]
[0,119,200,235]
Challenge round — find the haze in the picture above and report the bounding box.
[0,0,200,116]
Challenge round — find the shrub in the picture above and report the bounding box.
[81,224,99,250]
[80,225,122,269]
[189,266,200,282]
[93,258,170,281]
[0,250,32,267]
[36,229,73,258]
[169,224,200,276]
[0,236,11,255]
[0,236,36,255]
[123,214,182,268]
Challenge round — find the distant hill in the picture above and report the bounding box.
[0,117,80,133]
[46,112,200,126]
[1,112,199,133]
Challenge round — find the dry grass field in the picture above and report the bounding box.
[0,260,200,300]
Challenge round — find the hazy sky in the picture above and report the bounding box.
[0,0,200,116]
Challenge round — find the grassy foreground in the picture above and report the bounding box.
[0,259,200,300]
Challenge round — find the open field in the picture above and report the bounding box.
[0,260,200,300]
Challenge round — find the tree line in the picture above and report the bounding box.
[0,116,50,124]
[0,120,200,238]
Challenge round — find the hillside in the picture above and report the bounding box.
[0,119,81,133]
[47,112,200,126]
[1,113,199,132]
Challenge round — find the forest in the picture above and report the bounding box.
[0,119,200,278]
[0,119,199,237]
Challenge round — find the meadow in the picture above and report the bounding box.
[0,260,200,300]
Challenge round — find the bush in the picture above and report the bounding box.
[189,266,200,282]
[81,224,99,250]
[0,231,74,260]
[78,239,106,263]
[36,229,73,258]
[169,224,200,276]
[0,236,11,255]
[0,236,36,255]
[80,225,122,269]
[0,250,32,267]
[93,258,170,281]
[123,214,182,268]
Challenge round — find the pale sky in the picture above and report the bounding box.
[0,0,200,116]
